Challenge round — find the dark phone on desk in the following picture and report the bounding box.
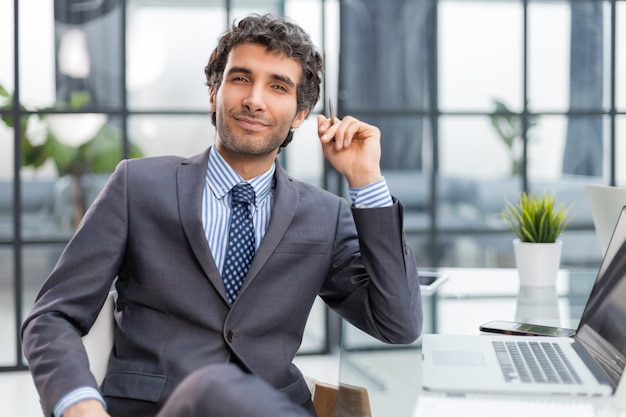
[479,320,576,337]
[419,271,439,286]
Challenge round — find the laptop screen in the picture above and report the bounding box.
[576,205,626,386]
[585,184,626,255]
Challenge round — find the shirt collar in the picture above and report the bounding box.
[206,147,275,204]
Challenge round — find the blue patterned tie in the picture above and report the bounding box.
[222,183,256,304]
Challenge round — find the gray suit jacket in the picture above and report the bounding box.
[21,148,422,417]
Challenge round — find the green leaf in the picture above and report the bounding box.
[45,132,79,176]
[85,125,123,173]
[1,114,13,127]
[68,91,91,109]
[0,84,10,98]
[0,80,144,177]
[500,191,574,243]
[21,137,49,169]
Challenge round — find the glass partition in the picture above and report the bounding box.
[439,1,523,112]
[0,245,15,366]
[0,1,13,92]
[528,1,572,112]
[126,2,226,111]
[0,118,13,242]
[128,115,215,157]
[619,116,626,186]
[4,0,626,373]
[0,35,14,361]
[20,0,123,109]
[618,2,626,111]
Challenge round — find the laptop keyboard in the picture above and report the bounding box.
[492,340,584,384]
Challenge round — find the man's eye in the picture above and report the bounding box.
[232,77,248,82]
[272,84,287,92]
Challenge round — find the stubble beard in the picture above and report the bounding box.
[216,111,290,157]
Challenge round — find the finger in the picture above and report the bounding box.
[318,116,340,144]
[333,117,360,150]
[317,114,333,137]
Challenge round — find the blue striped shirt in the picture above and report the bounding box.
[53,148,392,417]
[349,177,393,208]
[203,148,275,271]
[54,386,105,417]
[203,148,392,271]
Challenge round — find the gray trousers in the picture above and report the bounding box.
[156,364,315,417]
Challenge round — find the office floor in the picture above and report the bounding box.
[0,371,41,417]
[0,354,343,417]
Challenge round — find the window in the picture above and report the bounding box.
[3,0,624,370]
[1,0,333,371]
[338,0,622,269]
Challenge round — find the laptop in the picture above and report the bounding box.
[422,205,626,397]
[585,184,626,256]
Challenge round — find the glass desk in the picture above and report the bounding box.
[336,268,625,417]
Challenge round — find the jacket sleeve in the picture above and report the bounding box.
[20,160,130,417]
[319,197,423,344]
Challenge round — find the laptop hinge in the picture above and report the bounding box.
[572,337,619,390]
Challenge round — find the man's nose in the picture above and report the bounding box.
[242,85,267,112]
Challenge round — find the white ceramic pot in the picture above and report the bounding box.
[513,239,562,287]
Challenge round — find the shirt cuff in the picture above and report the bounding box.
[348,177,393,208]
[54,386,106,417]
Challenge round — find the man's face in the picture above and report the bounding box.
[210,43,309,161]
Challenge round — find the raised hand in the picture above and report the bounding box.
[317,113,383,188]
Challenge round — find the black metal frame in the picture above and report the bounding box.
[3,0,625,371]
[333,0,622,267]
[1,0,333,373]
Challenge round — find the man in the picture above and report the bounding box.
[22,13,422,417]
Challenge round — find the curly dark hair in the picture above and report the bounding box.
[204,14,324,148]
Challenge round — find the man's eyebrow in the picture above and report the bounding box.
[226,66,252,76]
[270,74,296,88]
[226,66,296,88]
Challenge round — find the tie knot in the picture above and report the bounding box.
[231,183,255,206]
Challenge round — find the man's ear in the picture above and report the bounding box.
[291,108,309,129]
[209,85,216,112]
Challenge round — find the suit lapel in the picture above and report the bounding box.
[177,149,227,301]
[177,153,298,304]
[239,164,298,294]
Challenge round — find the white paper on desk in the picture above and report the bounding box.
[413,395,596,417]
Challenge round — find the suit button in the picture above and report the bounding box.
[226,330,234,342]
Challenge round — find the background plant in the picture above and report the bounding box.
[490,99,539,176]
[502,191,574,243]
[0,82,142,177]
[0,82,143,226]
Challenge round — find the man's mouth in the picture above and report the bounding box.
[233,115,270,131]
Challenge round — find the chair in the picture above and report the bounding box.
[81,292,372,417]
[81,291,115,384]
[312,381,372,417]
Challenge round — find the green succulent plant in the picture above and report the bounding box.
[502,191,574,243]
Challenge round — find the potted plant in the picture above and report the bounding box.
[501,191,574,287]
[0,82,143,228]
